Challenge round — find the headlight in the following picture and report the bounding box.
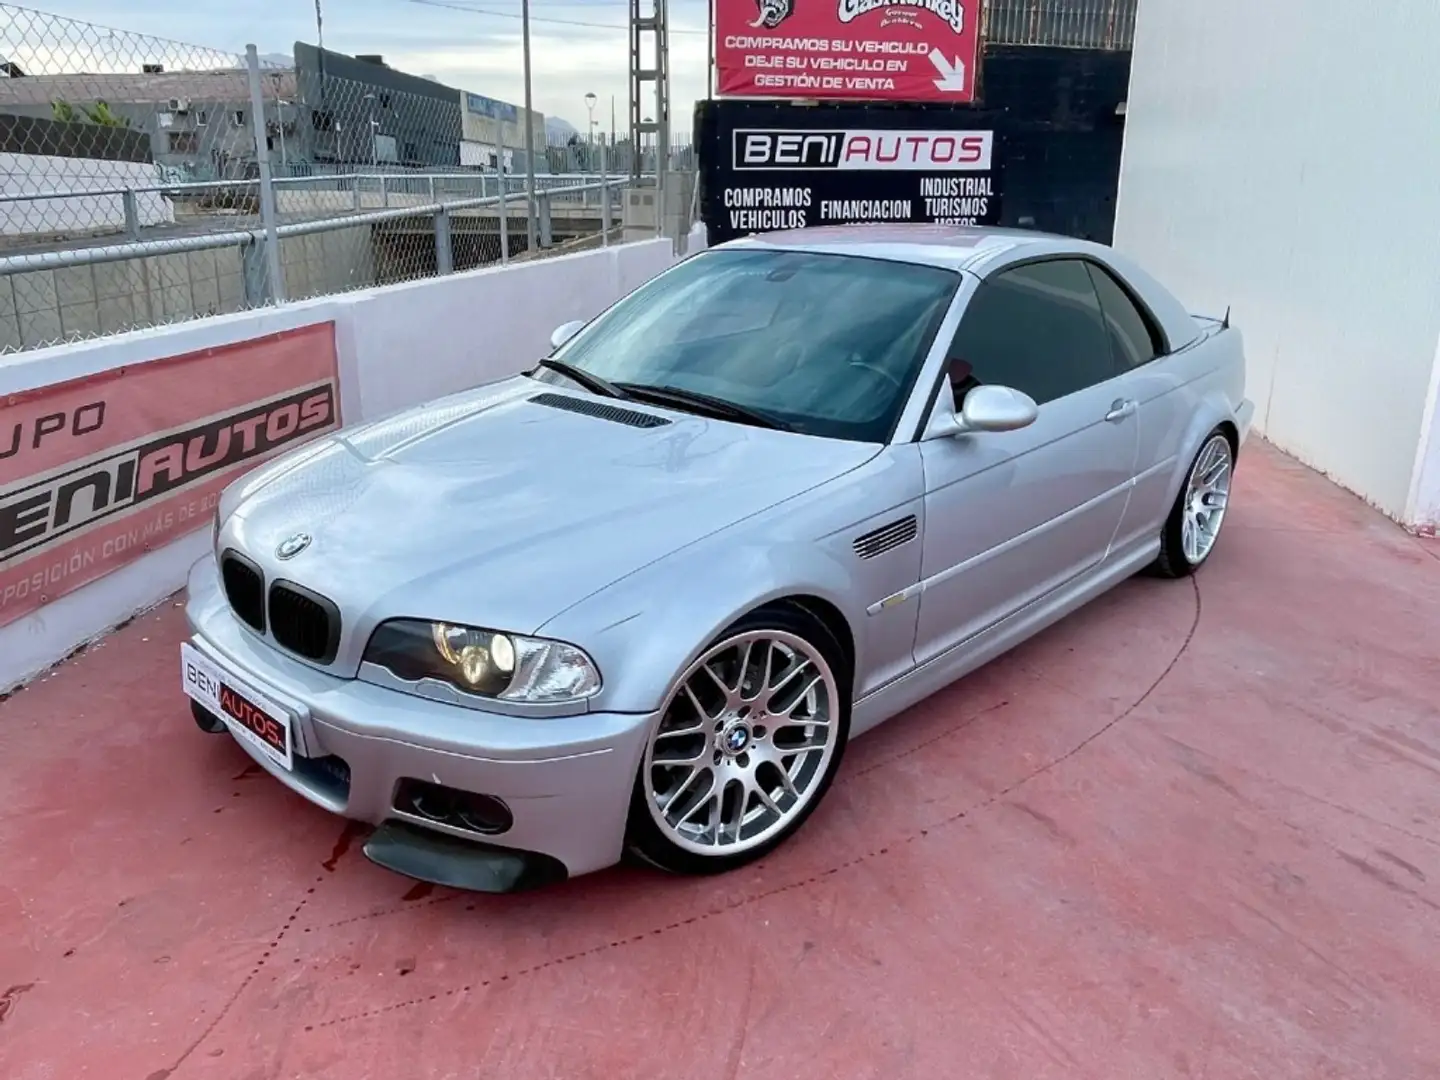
[363,619,602,704]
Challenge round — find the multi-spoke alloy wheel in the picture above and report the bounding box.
[1181,434,1232,565]
[1155,429,1235,578]
[628,609,849,874]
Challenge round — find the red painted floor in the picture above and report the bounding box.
[2,441,1438,1080]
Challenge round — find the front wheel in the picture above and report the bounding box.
[625,604,850,876]
[1153,430,1234,578]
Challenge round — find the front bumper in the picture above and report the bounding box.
[183,554,655,883]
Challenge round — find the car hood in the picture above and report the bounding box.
[223,376,877,652]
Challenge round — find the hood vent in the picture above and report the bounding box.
[853,515,918,559]
[528,392,670,429]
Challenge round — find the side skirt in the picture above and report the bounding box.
[850,536,1162,738]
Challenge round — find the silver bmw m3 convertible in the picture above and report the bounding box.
[181,225,1253,892]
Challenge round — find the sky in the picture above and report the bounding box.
[30,0,714,135]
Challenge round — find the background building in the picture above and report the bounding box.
[0,66,292,182]
[460,91,544,174]
[292,44,461,170]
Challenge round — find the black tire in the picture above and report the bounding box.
[191,700,228,734]
[1152,428,1234,579]
[625,602,852,876]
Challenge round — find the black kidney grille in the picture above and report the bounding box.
[268,582,340,664]
[220,551,265,632]
[853,515,919,560]
[528,392,670,429]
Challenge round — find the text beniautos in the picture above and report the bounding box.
[0,383,338,565]
[734,129,993,171]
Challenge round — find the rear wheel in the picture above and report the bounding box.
[1153,430,1234,578]
[626,604,850,875]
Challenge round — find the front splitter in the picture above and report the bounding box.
[361,819,570,893]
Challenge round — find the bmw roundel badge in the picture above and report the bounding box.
[275,532,312,560]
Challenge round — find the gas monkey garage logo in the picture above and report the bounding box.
[749,0,795,28]
[749,0,966,34]
[840,0,965,34]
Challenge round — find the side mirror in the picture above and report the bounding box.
[549,319,586,352]
[927,382,1038,439]
[957,384,1038,433]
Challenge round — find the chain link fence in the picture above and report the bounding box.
[0,5,695,356]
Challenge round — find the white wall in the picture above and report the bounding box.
[1408,341,1440,534]
[343,238,685,417]
[0,154,174,235]
[0,230,706,693]
[1113,0,1440,525]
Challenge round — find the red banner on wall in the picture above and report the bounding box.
[0,323,342,628]
[716,0,980,103]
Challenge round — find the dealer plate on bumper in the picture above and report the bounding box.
[181,642,294,772]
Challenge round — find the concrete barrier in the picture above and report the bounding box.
[0,226,708,693]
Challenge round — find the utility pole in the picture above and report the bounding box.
[628,0,669,183]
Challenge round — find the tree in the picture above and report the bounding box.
[83,100,129,128]
[50,98,129,127]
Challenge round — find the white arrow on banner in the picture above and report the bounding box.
[928,49,968,93]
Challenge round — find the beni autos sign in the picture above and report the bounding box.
[0,324,341,628]
[716,0,980,102]
[734,128,992,170]
[698,101,1001,244]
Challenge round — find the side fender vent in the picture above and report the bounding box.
[853,515,918,560]
[528,392,670,429]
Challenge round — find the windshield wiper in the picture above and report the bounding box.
[531,357,629,400]
[616,383,793,431]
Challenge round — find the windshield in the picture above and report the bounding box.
[535,248,961,442]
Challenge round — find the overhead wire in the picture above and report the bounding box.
[401,0,708,34]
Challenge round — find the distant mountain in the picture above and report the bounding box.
[259,52,293,68]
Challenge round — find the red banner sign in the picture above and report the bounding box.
[0,323,342,628]
[716,0,980,103]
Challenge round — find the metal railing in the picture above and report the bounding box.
[0,177,631,274]
[0,170,629,245]
[982,0,1138,50]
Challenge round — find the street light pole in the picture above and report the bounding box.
[584,91,597,173]
[364,91,376,166]
[521,0,538,252]
[269,71,289,171]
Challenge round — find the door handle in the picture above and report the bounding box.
[1104,399,1137,423]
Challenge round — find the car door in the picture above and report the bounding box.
[912,258,1141,666]
[1083,259,1195,552]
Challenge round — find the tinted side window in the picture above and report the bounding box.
[948,259,1116,406]
[1085,262,1163,370]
